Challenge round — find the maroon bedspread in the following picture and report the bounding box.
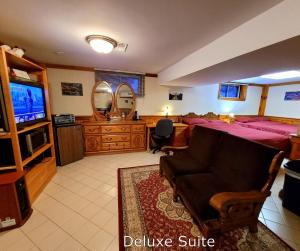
[237,121,297,136]
[187,122,290,152]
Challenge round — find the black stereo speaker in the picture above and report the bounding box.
[15,178,30,219]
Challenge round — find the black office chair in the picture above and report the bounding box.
[150,119,173,153]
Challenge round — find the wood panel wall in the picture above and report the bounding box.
[75,115,180,124]
[139,115,179,124]
[76,114,300,125]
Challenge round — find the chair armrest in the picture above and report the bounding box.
[161,146,189,155]
[210,191,269,215]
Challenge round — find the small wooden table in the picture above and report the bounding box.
[146,123,188,151]
[290,134,300,160]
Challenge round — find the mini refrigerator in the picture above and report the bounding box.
[53,124,84,166]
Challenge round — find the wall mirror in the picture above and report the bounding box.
[92,81,113,119]
[116,83,136,119]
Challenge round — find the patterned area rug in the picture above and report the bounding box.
[118,165,294,251]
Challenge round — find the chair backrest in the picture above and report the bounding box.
[188,125,224,167]
[155,119,173,137]
[210,133,281,192]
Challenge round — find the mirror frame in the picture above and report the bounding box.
[92,81,114,120]
[115,83,136,120]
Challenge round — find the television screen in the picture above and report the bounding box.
[0,82,9,131]
[10,82,46,124]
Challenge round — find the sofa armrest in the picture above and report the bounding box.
[210,191,269,217]
[161,146,189,155]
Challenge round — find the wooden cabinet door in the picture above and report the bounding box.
[171,127,187,147]
[57,125,84,165]
[290,135,300,160]
[0,184,21,226]
[131,134,145,149]
[84,135,101,152]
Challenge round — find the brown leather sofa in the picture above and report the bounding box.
[160,125,284,237]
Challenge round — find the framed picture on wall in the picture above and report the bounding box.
[61,82,83,96]
[169,90,183,100]
[284,91,300,101]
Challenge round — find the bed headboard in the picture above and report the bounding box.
[201,112,219,120]
[180,112,219,122]
[182,112,201,118]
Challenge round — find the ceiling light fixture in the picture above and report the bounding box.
[261,70,300,79]
[86,35,117,54]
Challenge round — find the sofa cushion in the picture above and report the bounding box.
[211,133,279,192]
[187,126,224,166]
[160,151,209,184]
[176,173,235,221]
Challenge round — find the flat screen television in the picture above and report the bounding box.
[10,81,47,127]
[0,81,9,132]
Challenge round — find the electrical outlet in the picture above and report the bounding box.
[0,218,16,228]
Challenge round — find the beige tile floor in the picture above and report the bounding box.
[0,152,300,251]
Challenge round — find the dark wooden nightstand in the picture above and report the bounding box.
[290,134,300,160]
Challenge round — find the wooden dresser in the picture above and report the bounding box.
[83,120,146,155]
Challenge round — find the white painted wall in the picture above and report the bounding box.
[159,0,300,83]
[265,84,300,118]
[47,68,261,116]
[137,77,261,115]
[47,68,95,115]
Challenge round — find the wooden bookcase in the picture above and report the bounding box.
[0,48,56,204]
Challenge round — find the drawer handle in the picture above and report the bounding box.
[121,127,127,131]
[104,128,112,132]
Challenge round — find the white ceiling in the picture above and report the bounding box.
[0,0,281,73]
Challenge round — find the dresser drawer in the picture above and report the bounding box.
[102,142,131,150]
[102,134,130,143]
[131,125,145,133]
[101,125,130,133]
[84,126,101,134]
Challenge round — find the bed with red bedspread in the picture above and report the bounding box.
[235,117,297,136]
[183,117,291,152]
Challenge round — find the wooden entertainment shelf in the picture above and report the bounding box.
[0,48,56,230]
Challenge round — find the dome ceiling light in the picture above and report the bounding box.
[86,35,118,54]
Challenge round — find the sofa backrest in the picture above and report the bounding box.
[188,126,224,167]
[211,133,280,192]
